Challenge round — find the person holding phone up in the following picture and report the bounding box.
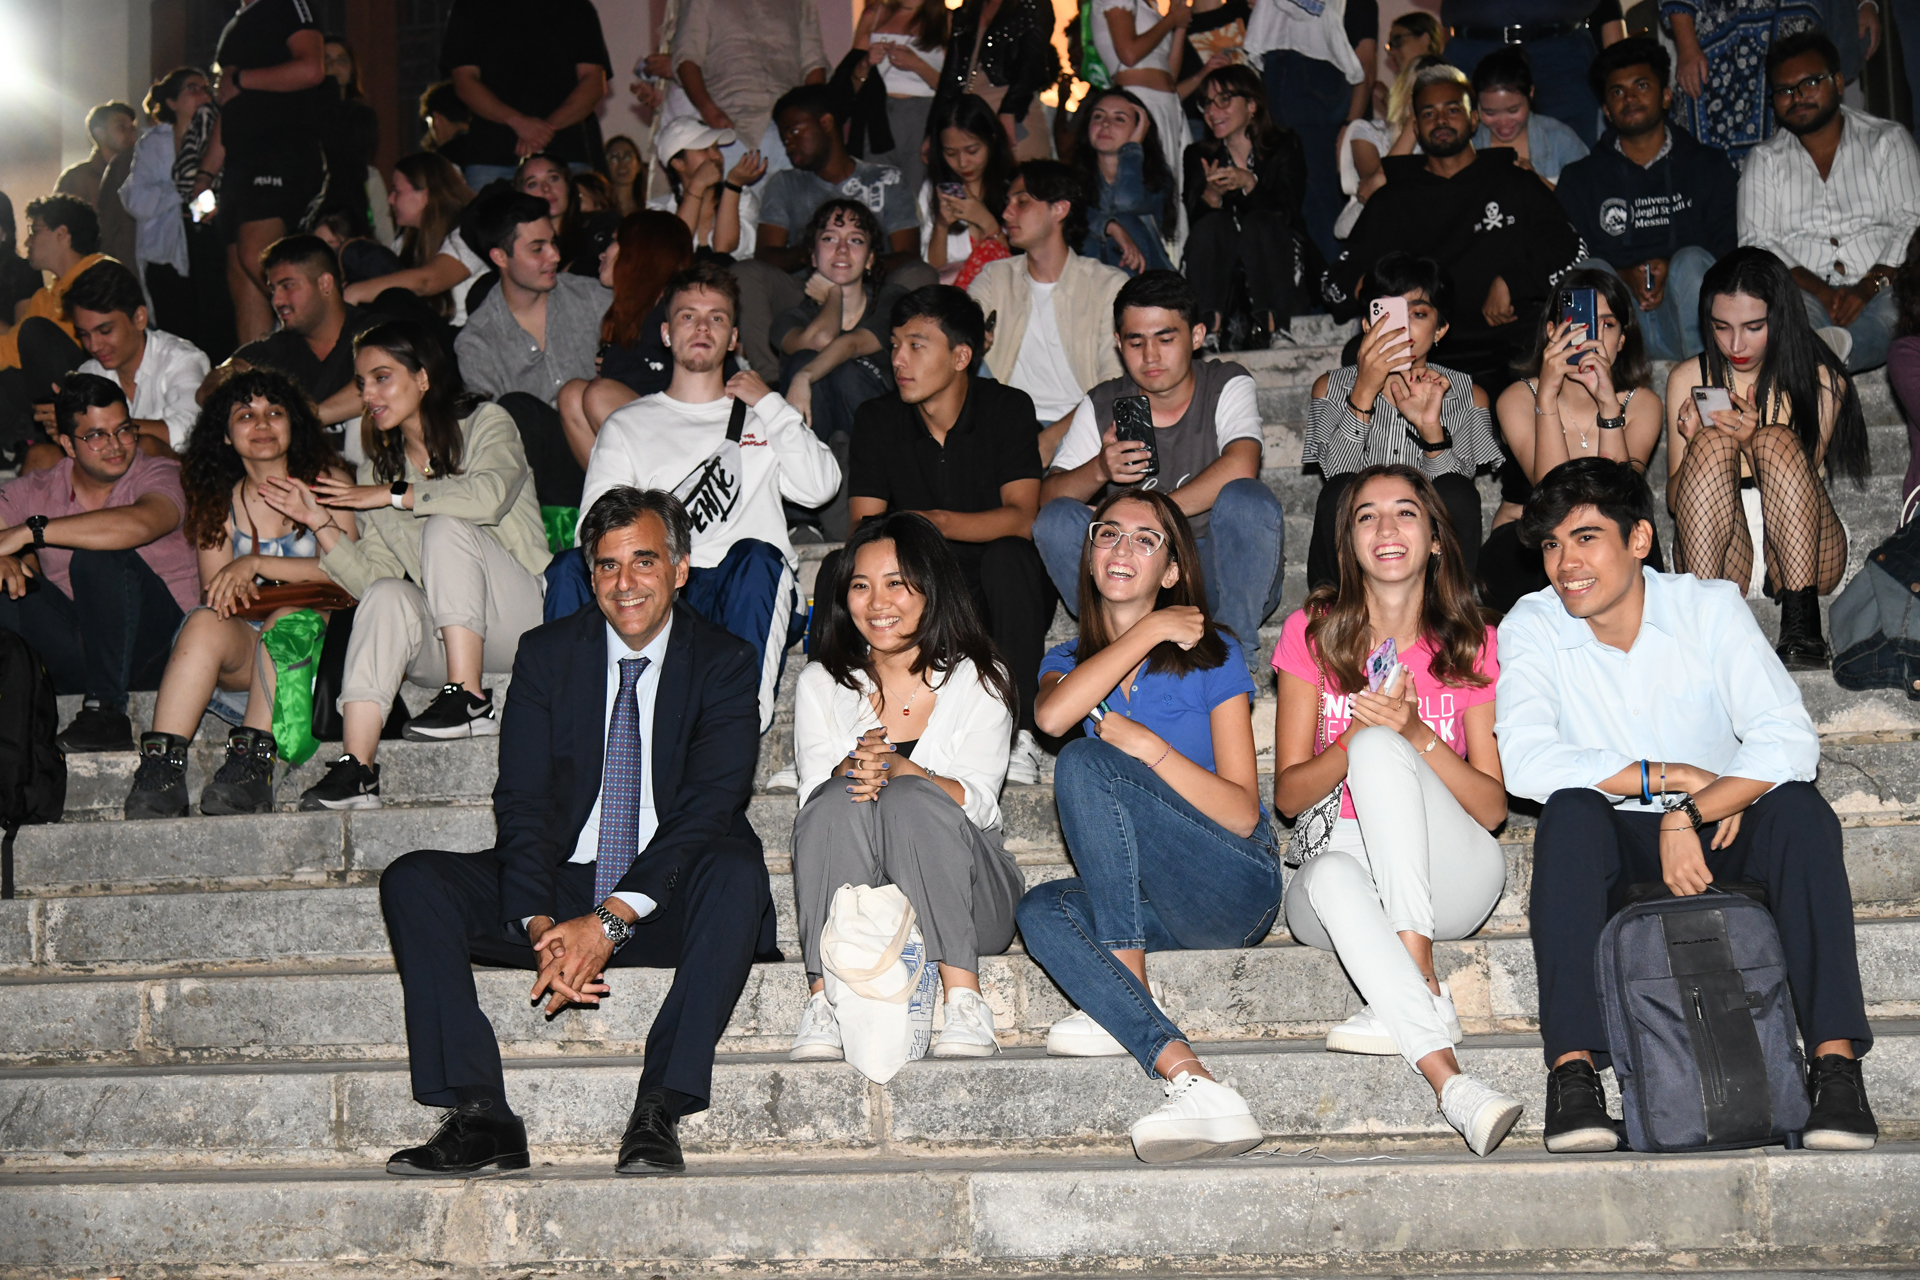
[1480,269,1665,612]
[1304,253,1503,592]
[1273,464,1519,1157]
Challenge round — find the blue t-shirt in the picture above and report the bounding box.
[1040,633,1256,774]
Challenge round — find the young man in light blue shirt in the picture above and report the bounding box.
[1494,458,1875,1155]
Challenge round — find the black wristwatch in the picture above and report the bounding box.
[594,903,634,949]
[25,515,48,550]
[1407,424,1453,453]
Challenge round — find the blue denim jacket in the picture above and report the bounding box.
[1082,142,1174,274]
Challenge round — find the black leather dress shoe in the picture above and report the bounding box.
[387,1100,530,1176]
[616,1089,686,1174]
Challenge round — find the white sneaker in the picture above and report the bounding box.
[765,766,798,793]
[788,991,843,1061]
[1004,729,1044,785]
[1434,980,1464,1044]
[1046,982,1167,1057]
[1325,1005,1396,1055]
[1815,325,1854,364]
[931,987,1000,1058]
[1440,1073,1524,1157]
[1130,1072,1265,1163]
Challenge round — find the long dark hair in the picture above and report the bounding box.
[1513,266,1651,390]
[1193,64,1292,166]
[1071,88,1179,237]
[393,151,474,269]
[1072,489,1229,678]
[1696,246,1869,486]
[1303,465,1489,697]
[353,320,476,481]
[926,93,1016,220]
[815,512,1018,724]
[182,367,340,549]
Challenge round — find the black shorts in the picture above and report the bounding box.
[217,139,326,238]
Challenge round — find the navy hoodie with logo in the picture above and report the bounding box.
[1554,123,1738,270]
[1325,147,1585,331]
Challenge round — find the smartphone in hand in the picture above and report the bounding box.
[1365,637,1399,692]
[1112,394,1160,479]
[1559,287,1598,366]
[1368,295,1413,372]
[1691,385,1733,424]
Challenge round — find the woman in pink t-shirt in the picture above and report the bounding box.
[1272,464,1517,1157]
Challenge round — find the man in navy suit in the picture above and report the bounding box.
[379,486,774,1176]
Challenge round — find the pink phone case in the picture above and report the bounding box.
[1369,297,1413,372]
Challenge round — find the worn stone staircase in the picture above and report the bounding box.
[5,315,1920,1277]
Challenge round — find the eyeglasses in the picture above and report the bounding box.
[74,425,139,452]
[1088,522,1167,555]
[1769,71,1833,103]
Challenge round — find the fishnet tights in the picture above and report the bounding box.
[1671,424,1846,595]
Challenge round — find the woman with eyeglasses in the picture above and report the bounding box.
[1272,463,1519,1157]
[1015,489,1276,1164]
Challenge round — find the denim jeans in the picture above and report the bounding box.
[1033,478,1284,676]
[1016,738,1283,1076]
[1260,49,1352,264]
[1444,33,1602,146]
[0,548,183,709]
[1799,282,1899,373]
[1583,245,1715,363]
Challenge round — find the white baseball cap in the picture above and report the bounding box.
[655,117,736,165]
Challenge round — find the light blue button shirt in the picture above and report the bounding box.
[1494,569,1818,812]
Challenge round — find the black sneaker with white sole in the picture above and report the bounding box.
[1542,1059,1619,1153]
[1803,1053,1878,1150]
[298,754,382,810]
[402,684,499,740]
[200,726,278,816]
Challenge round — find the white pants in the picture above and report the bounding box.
[338,516,546,710]
[1283,726,1506,1069]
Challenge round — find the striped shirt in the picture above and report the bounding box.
[1737,106,1920,288]
[1304,363,1505,481]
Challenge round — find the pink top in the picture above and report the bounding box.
[0,455,199,615]
[1272,609,1500,818]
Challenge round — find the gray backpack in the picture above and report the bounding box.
[1831,499,1920,698]
[1597,889,1810,1151]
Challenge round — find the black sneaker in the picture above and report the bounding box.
[1543,1059,1619,1153]
[1803,1053,1878,1151]
[386,1100,530,1177]
[298,754,382,810]
[124,732,190,820]
[57,702,135,753]
[200,727,278,816]
[401,684,499,740]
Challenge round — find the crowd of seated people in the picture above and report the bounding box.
[0,0,1902,1184]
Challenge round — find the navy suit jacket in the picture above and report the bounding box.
[491,598,762,930]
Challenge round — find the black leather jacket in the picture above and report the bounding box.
[934,0,1060,123]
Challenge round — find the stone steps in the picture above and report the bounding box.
[7,1144,1916,1276]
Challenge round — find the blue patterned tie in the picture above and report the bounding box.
[593,656,650,904]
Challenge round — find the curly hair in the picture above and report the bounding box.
[181,367,339,550]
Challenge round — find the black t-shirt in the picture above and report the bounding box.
[0,253,38,316]
[771,283,908,359]
[1344,0,1378,47]
[215,0,324,154]
[439,0,613,167]
[849,377,1043,515]
[237,304,385,407]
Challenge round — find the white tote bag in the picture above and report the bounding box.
[820,883,940,1083]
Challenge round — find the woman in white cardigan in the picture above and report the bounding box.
[788,511,1024,1063]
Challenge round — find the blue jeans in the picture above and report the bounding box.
[1584,245,1715,363]
[1445,33,1601,146]
[1260,49,1352,264]
[1015,738,1283,1075]
[1033,478,1284,675]
[1800,282,1899,373]
[0,548,183,709]
[779,348,892,444]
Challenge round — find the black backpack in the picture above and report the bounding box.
[0,629,66,898]
[1597,886,1810,1151]
[1831,507,1920,698]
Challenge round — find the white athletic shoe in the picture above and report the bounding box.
[764,766,798,793]
[1433,980,1464,1044]
[1325,1005,1396,1055]
[1440,1073,1525,1157]
[1046,982,1167,1057]
[1130,1072,1266,1163]
[1004,730,1044,785]
[788,991,844,1062]
[931,988,1000,1058]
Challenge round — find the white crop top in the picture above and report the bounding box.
[1091,0,1175,75]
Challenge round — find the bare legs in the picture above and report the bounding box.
[228,218,286,347]
[557,377,641,470]
[340,623,484,766]
[150,606,303,738]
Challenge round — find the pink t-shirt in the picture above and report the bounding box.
[1272,609,1499,818]
[0,455,200,615]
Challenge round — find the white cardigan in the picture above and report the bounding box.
[793,658,1013,829]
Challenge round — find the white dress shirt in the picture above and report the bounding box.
[1738,105,1920,288]
[521,616,674,929]
[1494,569,1818,813]
[792,658,1013,829]
[79,327,211,451]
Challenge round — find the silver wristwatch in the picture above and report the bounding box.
[594,903,633,948]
